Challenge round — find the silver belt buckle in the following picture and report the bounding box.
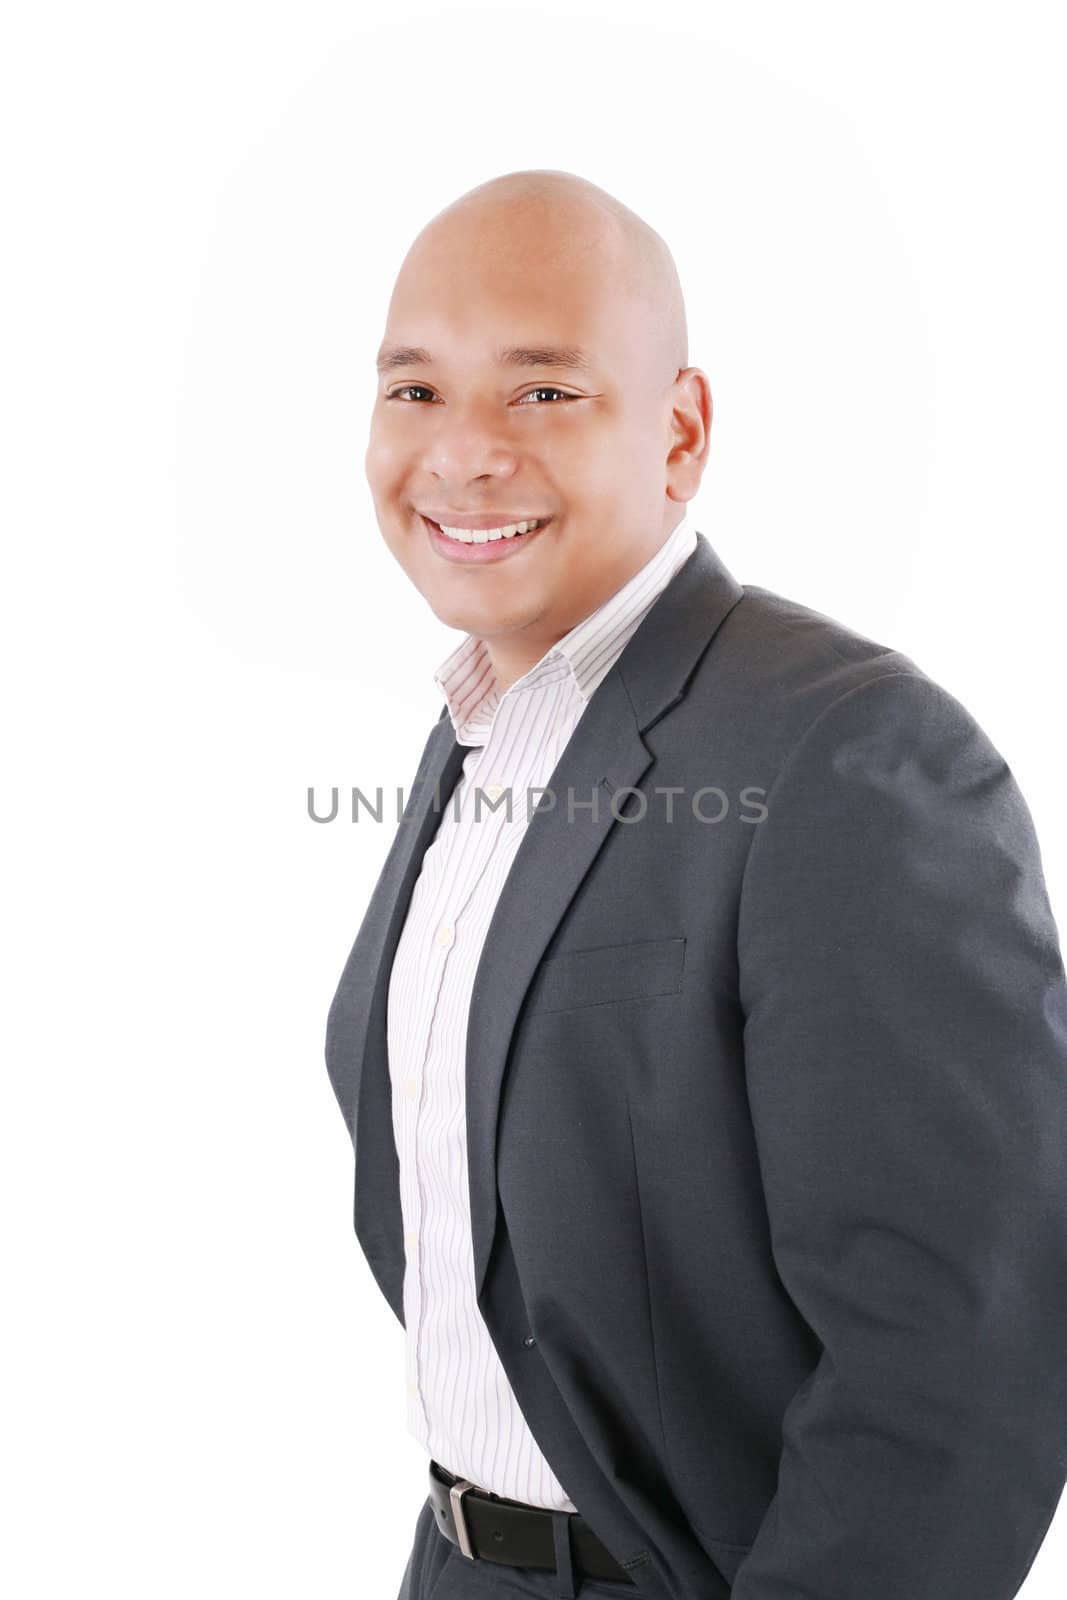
[448,1478,478,1559]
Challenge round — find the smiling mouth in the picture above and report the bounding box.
[424,515,548,545]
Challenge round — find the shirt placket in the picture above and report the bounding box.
[402,723,523,1441]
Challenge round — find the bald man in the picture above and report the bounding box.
[326,170,1067,1600]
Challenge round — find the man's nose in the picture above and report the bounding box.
[418,396,520,481]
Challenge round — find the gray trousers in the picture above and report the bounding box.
[397,1493,642,1600]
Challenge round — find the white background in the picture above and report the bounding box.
[3,2,1066,1595]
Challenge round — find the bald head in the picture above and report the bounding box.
[400,168,689,387]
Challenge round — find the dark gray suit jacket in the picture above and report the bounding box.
[326,532,1067,1599]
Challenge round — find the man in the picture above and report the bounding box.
[325,169,1067,1599]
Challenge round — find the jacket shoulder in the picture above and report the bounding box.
[687,577,999,784]
[733,580,918,675]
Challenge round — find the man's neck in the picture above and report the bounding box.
[484,633,562,696]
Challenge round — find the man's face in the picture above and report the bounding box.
[365,215,683,658]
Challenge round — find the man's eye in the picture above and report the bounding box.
[517,387,576,404]
[386,384,436,402]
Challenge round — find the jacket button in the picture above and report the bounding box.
[523,1334,537,1348]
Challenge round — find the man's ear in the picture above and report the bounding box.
[666,367,712,501]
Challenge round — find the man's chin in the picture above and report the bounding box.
[424,589,546,640]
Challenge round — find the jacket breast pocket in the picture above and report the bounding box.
[521,935,686,1016]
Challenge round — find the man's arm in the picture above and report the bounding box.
[734,669,1067,1599]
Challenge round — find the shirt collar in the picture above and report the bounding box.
[433,512,699,746]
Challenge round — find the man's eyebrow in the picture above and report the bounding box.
[376,345,433,374]
[499,345,592,372]
[375,344,593,375]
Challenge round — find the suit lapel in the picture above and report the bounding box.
[465,663,657,1301]
[345,532,744,1319]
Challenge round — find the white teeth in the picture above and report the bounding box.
[436,517,541,544]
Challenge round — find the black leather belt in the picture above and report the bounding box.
[427,1458,636,1585]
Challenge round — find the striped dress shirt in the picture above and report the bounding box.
[386,512,699,1509]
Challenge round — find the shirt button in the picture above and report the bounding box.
[435,923,454,947]
[407,1379,417,1397]
[486,782,505,801]
[404,1230,416,1250]
[403,1076,418,1100]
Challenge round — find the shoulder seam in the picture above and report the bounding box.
[737,586,902,670]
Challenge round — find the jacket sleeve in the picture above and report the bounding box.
[733,668,1067,1599]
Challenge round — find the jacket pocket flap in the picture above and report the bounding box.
[523,935,686,1015]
